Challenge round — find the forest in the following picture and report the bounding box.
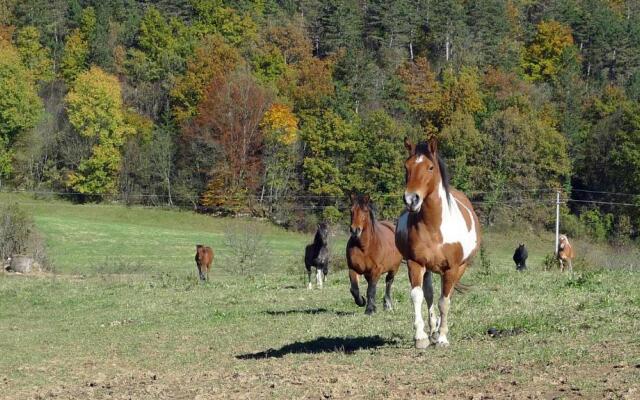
[1,0,639,240]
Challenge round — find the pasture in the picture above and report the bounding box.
[1,193,639,399]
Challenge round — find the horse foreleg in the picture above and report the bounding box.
[437,264,467,347]
[316,268,324,288]
[408,261,428,349]
[349,269,366,307]
[365,275,378,315]
[559,259,564,272]
[306,265,313,289]
[383,272,395,311]
[423,271,438,344]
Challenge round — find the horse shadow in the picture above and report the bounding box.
[236,335,392,359]
[264,308,355,317]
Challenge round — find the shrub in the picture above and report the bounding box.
[223,221,271,275]
[0,203,50,271]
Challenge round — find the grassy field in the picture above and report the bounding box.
[1,193,639,399]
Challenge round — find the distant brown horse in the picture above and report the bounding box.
[195,245,214,281]
[396,138,481,348]
[347,194,403,315]
[557,234,574,272]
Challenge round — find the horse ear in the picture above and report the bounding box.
[428,137,438,155]
[404,137,415,154]
[350,192,356,204]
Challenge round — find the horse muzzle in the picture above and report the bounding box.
[350,226,362,238]
[403,192,422,213]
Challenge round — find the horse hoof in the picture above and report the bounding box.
[307,283,313,290]
[436,338,450,347]
[415,338,430,349]
[365,308,376,315]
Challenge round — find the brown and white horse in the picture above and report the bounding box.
[396,138,481,349]
[347,194,403,314]
[557,234,574,272]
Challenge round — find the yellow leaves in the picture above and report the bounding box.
[522,20,577,82]
[65,66,148,194]
[260,103,298,145]
[399,58,483,133]
[61,29,89,82]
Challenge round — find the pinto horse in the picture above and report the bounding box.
[396,138,481,349]
[346,194,403,315]
[195,245,214,281]
[304,222,330,289]
[557,234,574,272]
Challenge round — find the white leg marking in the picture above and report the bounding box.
[437,295,451,346]
[411,287,428,341]
[316,269,323,288]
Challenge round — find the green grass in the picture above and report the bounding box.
[1,193,639,399]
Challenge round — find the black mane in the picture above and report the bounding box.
[415,142,451,205]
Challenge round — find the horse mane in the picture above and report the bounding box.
[313,224,328,246]
[355,195,377,225]
[415,141,451,205]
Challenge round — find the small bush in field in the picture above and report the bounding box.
[479,244,491,275]
[542,253,559,271]
[223,222,271,275]
[0,203,51,271]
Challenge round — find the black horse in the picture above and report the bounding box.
[304,222,330,289]
[513,243,528,271]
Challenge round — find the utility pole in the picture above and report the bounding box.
[555,191,560,255]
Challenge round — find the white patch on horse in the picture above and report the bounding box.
[316,269,324,288]
[415,155,425,164]
[410,287,428,341]
[438,183,477,260]
[396,212,409,247]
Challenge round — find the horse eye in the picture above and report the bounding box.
[429,165,434,171]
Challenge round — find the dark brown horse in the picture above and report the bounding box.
[396,138,481,348]
[195,245,214,281]
[347,194,403,315]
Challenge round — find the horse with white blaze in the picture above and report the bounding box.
[395,138,481,349]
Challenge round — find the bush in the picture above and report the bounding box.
[321,206,343,225]
[0,203,50,271]
[223,221,271,275]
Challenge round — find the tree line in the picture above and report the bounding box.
[1,0,639,241]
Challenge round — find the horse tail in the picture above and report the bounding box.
[454,282,472,294]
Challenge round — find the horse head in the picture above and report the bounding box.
[402,137,446,213]
[349,193,373,239]
[316,222,329,245]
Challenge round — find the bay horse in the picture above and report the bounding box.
[304,222,330,289]
[346,194,403,315]
[396,138,481,349]
[195,245,214,281]
[557,234,574,272]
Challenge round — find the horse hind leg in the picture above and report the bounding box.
[423,271,438,344]
[383,273,395,311]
